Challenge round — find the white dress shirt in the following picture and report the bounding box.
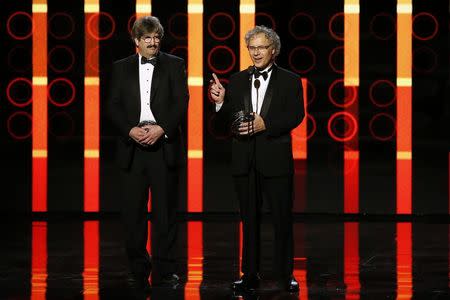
[250,64,273,114]
[138,54,157,123]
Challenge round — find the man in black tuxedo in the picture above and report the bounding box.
[209,26,304,293]
[107,16,188,291]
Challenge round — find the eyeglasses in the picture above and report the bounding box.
[247,44,272,52]
[142,35,161,43]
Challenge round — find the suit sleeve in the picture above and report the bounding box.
[157,59,189,139]
[106,62,134,140]
[264,77,305,137]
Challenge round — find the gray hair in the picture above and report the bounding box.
[131,16,164,41]
[244,25,281,57]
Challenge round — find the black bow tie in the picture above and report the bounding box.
[253,65,273,80]
[141,56,157,65]
[254,70,268,80]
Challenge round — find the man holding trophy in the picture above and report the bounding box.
[209,25,305,293]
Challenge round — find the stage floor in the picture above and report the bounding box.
[1,216,449,299]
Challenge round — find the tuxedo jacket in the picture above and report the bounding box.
[107,52,189,169]
[217,65,305,176]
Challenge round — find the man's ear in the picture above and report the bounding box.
[134,38,139,47]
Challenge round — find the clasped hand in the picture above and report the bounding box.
[130,125,164,146]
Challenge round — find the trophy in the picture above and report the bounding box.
[231,110,255,136]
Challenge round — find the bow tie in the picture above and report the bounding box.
[254,70,268,80]
[253,65,273,80]
[141,56,157,65]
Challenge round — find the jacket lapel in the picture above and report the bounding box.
[243,73,252,114]
[150,52,162,105]
[129,54,141,120]
[259,65,277,118]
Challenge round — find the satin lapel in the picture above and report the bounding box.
[243,74,252,113]
[150,52,161,104]
[259,66,277,118]
[129,54,141,119]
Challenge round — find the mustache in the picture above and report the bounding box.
[147,45,157,49]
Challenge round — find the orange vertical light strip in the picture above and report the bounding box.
[83,221,99,300]
[32,0,48,212]
[240,0,255,70]
[31,221,47,300]
[344,0,360,213]
[396,222,412,299]
[185,221,203,299]
[292,79,308,212]
[344,222,360,300]
[292,78,308,159]
[293,258,309,300]
[136,0,152,18]
[396,0,412,214]
[187,0,203,212]
[84,0,100,212]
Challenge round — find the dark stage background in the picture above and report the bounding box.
[2,0,449,215]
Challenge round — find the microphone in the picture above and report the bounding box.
[254,78,260,118]
[254,79,260,89]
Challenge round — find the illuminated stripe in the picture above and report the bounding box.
[85,77,99,85]
[33,76,47,85]
[344,0,360,214]
[136,4,152,14]
[32,1,48,212]
[33,150,48,158]
[32,4,47,13]
[84,4,99,13]
[188,150,203,159]
[292,79,308,160]
[344,150,359,160]
[240,4,255,14]
[397,3,413,13]
[397,223,412,298]
[185,222,203,297]
[396,0,412,214]
[397,151,412,160]
[344,77,359,86]
[344,4,360,14]
[188,3,203,13]
[84,0,100,212]
[240,0,255,70]
[31,222,47,299]
[85,150,99,158]
[83,221,99,298]
[188,0,203,212]
[344,222,360,299]
[188,76,203,86]
[397,77,412,87]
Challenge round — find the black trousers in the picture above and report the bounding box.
[234,168,294,280]
[120,144,179,281]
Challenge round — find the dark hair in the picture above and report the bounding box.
[131,16,164,42]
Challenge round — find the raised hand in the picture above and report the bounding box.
[209,73,226,104]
